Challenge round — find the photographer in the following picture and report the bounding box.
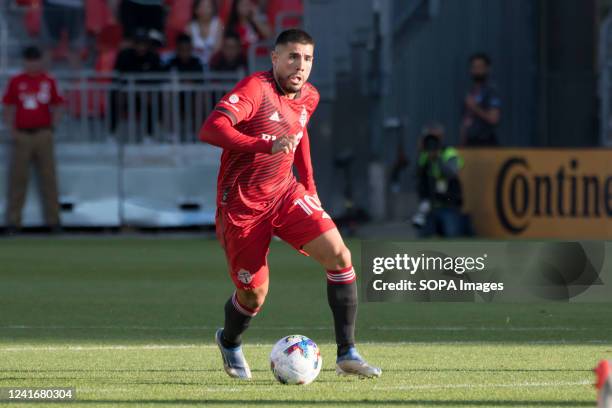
[412,124,464,238]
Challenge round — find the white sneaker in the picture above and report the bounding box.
[215,328,252,380]
[336,347,382,378]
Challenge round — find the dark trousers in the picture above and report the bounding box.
[6,129,60,227]
[419,207,463,238]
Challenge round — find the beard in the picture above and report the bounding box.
[278,73,303,94]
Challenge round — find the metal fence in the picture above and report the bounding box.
[0,70,242,144]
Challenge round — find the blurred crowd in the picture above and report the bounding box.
[12,0,303,74]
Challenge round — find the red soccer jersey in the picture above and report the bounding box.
[200,70,319,227]
[2,72,64,129]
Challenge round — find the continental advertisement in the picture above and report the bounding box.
[458,149,612,238]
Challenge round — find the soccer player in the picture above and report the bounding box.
[199,29,381,380]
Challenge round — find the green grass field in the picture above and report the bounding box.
[0,237,610,407]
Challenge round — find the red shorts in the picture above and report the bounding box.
[215,182,337,290]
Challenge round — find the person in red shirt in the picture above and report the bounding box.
[200,29,381,380]
[2,46,64,234]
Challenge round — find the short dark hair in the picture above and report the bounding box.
[469,52,491,66]
[22,46,41,60]
[274,29,314,48]
[176,33,192,46]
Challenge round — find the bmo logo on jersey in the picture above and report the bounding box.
[261,133,277,141]
[261,131,303,151]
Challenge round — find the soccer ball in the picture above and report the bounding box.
[270,335,322,385]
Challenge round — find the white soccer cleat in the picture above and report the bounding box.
[215,328,252,380]
[336,347,382,378]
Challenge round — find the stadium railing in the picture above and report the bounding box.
[0,70,242,144]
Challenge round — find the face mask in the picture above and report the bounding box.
[472,74,488,83]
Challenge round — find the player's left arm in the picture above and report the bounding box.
[294,126,317,194]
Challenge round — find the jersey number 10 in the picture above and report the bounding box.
[294,194,323,215]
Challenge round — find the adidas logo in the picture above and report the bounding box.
[269,111,280,122]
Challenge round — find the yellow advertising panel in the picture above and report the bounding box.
[458,149,612,238]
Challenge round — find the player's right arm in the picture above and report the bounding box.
[200,111,272,153]
[200,75,295,154]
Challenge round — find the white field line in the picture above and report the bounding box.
[0,339,610,352]
[77,387,242,394]
[0,344,208,352]
[374,380,592,391]
[0,325,330,331]
[373,326,610,331]
[75,381,592,394]
[0,325,608,332]
[198,381,595,393]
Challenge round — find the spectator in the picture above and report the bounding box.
[2,46,63,234]
[114,29,163,74]
[165,34,204,73]
[165,34,204,142]
[42,0,85,68]
[188,0,223,66]
[209,30,247,73]
[412,124,465,238]
[119,0,166,40]
[226,0,271,55]
[113,29,164,137]
[460,52,502,146]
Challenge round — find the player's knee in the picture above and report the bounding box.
[240,286,267,310]
[322,245,352,270]
[337,246,352,269]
